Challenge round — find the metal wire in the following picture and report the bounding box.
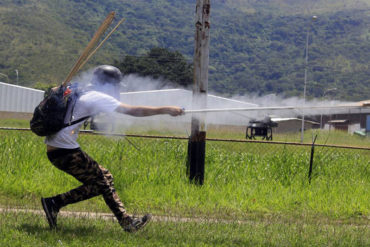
[0,127,369,151]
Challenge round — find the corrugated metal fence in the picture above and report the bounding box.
[0,82,44,113]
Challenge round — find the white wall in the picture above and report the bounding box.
[0,82,44,113]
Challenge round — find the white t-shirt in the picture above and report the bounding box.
[45,90,121,149]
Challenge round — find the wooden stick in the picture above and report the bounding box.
[62,12,116,86]
[77,17,126,72]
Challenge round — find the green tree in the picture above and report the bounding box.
[33,82,58,91]
[115,47,193,88]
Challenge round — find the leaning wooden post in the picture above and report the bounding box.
[308,134,318,184]
[187,0,211,185]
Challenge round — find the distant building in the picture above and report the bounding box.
[311,100,370,134]
[271,117,320,133]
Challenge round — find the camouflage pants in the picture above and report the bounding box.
[47,148,129,226]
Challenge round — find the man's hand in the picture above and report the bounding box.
[165,107,184,116]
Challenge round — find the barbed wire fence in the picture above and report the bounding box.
[2,127,369,173]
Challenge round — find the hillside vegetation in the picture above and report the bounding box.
[0,0,369,100]
[223,0,370,15]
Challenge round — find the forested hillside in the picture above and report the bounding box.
[0,0,369,100]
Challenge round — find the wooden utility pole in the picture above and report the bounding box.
[187,0,211,185]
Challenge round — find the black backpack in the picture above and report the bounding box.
[30,84,90,136]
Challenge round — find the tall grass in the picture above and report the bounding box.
[0,130,369,221]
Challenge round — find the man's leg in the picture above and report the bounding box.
[46,149,128,220]
[44,148,150,231]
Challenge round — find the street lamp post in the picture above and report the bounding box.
[15,69,19,85]
[300,15,317,143]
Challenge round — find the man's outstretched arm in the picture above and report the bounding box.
[115,103,184,117]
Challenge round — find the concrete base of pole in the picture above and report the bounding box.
[187,131,206,185]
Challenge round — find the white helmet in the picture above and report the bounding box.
[90,65,122,99]
[92,65,122,85]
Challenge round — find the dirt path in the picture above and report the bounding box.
[0,207,248,224]
[1,207,368,227]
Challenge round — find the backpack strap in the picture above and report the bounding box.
[64,116,90,127]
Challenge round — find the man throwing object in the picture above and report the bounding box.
[42,65,183,232]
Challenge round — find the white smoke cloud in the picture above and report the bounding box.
[70,70,362,132]
[121,74,176,92]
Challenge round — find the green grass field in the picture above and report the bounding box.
[1,211,368,247]
[0,125,369,246]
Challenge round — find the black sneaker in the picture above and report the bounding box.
[123,214,152,233]
[41,197,59,229]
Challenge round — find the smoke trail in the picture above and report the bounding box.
[71,70,364,131]
[231,93,357,117]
